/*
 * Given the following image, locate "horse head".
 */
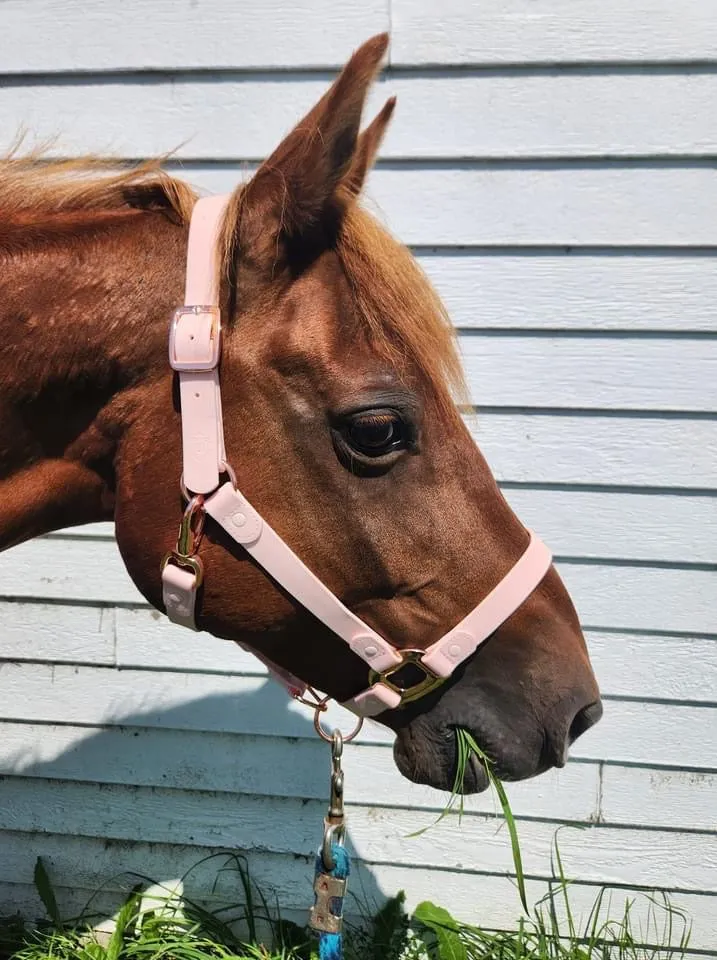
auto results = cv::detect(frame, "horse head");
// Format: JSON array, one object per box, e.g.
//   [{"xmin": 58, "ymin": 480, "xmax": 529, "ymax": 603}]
[{"xmin": 0, "ymin": 34, "xmax": 601, "ymax": 793}]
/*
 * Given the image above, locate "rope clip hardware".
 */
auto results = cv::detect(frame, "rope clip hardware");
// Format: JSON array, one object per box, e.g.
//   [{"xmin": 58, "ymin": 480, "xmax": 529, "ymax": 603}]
[{"xmin": 321, "ymin": 729, "xmax": 346, "ymax": 872}]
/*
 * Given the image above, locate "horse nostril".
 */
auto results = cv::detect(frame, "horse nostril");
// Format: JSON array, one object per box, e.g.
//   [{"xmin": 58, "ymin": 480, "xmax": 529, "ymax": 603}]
[{"xmin": 569, "ymin": 700, "xmax": 603, "ymax": 743}]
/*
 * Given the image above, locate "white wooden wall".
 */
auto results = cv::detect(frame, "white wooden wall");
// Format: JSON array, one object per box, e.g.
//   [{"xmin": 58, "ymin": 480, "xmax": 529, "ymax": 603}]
[{"xmin": 1, "ymin": 1, "xmax": 716, "ymax": 952}]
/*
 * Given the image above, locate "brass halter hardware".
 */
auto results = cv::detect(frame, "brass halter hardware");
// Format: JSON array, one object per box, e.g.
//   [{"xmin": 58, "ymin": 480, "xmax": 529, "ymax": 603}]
[
  {"xmin": 161, "ymin": 495, "xmax": 206, "ymax": 586},
  {"xmin": 369, "ymin": 648, "xmax": 446, "ymax": 705}
]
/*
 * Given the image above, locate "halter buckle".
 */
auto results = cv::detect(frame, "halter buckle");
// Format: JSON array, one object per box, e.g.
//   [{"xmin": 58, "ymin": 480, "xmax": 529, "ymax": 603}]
[
  {"xmin": 369, "ymin": 649, "xmax": 445, "ymax": 706},
  {"xmin": 160, "ymin": 552, "xmax": 204, "ymax": 587},
  {"xmin": 169, "ymin": 305, "xmax": 221, "ymax": 372}
]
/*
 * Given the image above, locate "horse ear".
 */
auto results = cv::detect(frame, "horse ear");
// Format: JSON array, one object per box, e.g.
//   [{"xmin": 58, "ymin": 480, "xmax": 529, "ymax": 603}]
[
  {"xmin": 342, "ymin": 96, "xmax": 396, "ymax": 199},
  {"xmin": 235, "ymin": 33, "xmax": 388, "ymax": 268}
]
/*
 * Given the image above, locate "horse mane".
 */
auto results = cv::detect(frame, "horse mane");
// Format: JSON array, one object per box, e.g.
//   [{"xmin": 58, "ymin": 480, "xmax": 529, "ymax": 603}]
[
  {"xmin": 0, "ymin": 152, "xmax": 196, "ymax": 223},
  {"xmin": 1, "ymin": 151, "xmax": 465, "ymax": 404}
]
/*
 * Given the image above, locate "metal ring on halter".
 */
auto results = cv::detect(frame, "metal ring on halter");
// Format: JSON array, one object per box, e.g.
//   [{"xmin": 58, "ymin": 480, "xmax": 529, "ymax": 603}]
[
  {"xmin": 313, "ymin": 698, "xmax": 363, "ymax": 743},
  {"xmin": 218, "ymin": 460, "xmax": 238, "ymax": 489},
  {"xmin": 293, "ymin": 686, "xmax": 329, "ymax": 711},
  {"xmin": 180, "ymin": 462, "xmax": 237, "ymax": 502}
]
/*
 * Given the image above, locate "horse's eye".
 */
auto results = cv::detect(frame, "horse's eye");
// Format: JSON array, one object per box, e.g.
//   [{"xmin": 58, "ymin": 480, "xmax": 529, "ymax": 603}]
[{"xmin": 345, "ymin": 411, "xmax": 406, "ymax": 458}]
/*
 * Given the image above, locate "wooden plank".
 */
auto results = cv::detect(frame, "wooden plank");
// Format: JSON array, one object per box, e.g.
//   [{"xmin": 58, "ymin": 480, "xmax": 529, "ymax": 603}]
[
  {"xmin": 0, "ymin": 538, "xmax": 140, "ymax": 604},
  {"xmin": 0, "ymin": 663, "xmax": 377, "ymax": 742},
  {"xmin": 391, "ymin": 0, "xmax": 717, "ymax": 65},
  {"xmin": 0, "ymin": 602, "xmax": 114, "ymax": 664},
  {"xmin": 0, "ymin": 665, "xmax": 714, "ymax": 768},
  {"xmin": 38, "ymin": 413, "xmax": 717, "ymax": 493},
  {"xmin": 115, "ymin": 613, "xmax": 717, "ymax": 703},
  {"xmin": 54, "ymin": 413, "xmax": 716, "ymax": 490},
  {"xmin": 114, "ymin": 607, "xmax": 265, "ymax": 674},
  {"xmin": 577, "ymin": 700, "xmax": 717, "ymax": 769},
  {"xmin": 1, "ymin": 780, "xmax": 714, "ymax": 892},
  {"xmin": 4, "ymin": 600, "xmax": 713, "ymax": 705},
  {"xmin": 1, "ymin": 535, "xmax": 713, "ymax": 633},
  {"xmin": 0, "ymin": 722, "xmax": 598, "ymax": 819},
  {"xmin": 1, "ymin": 160, "xmax": 710, "ymax": 249},
  {"xmin": 586, "ymin": 633, "xmax": 717, "ymax": 703},
  {"xmin": 473, "ymin": 412, "xmax": 717, "ymax": 487},
  {"xmin": 0, "ymin": 0, "xmax": 387, "ymax": 73},
  {"xmin": 3, "ymin": 720, "xmax": 714, "ymax": 831},
  {"xmin": 458, "ymin": 334, "xmax": 717, "ymax": 411},
  {"xmin": 384, "ymin": 73, "xmax": 717, "ymax": 160},
  {"xmin": 366, "ymin": 166, "xmax": 717, "ymax": 247},
  {"xmin": 1, "ymin": 839, "xmax": 713, "ymax": 950},
  {"xmin": 28, "ymin": 331, "xmax": 716, "ymax": 416},
  {"xmin": 185, "ymin": 165, "xmax": 717, "ymax": 247},
  {"xmin": 2, "ymin": 0, "xmax": 717, "ymax": 72},
  {"xmin": 503, "ymin": 489, "xmax": 717, "ymax": 564},
  {"xmin": 48, "ymin": 490, "xmax": 717, "ymax": 566},
  {"xmin": 601, "ymin": 766, "xmax": 717, "ymax": 832},
  {"xmin": 419, "ymin": 252, "xmax": 717, "ymax": 333},
  {"xmin": 559, "ymin": 561, "xmax": 715, "ymax": 634},
  {"xmin": 113, "ymin": 607, "xmax": 309, "ymax": 675},
  {"xmin": 0, "ymin": 537, "xmax": 713, "ymax": 634},
  {"xmin": 5, "ymin": 72, "xmax": 717, "ymax": 160}
]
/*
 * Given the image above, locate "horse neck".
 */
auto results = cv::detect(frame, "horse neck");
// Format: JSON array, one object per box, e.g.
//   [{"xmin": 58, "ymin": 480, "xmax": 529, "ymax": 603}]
[{"xmin": 0, "ymin": 209, "xmax": 186, "ymax": 548}]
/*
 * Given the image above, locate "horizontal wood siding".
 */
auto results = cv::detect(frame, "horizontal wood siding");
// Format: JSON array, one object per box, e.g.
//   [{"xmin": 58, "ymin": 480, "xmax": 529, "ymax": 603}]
[
  {"xmin": 0, "ymin": 3, "xmax": 715, "ymax": 953},
  {"xmin": 4, "ymin": 73, "xmax": 717, "ymax": 159},
  {"xmin": 2, "ymin": 1, "xmax": 716, "ymax": 70},
  {"xmin": 167, "ymin": 165, "xmax": 717, "ymax": 247},
  {"xmin": 391, "ymin": 0, "xmax": 717, "ymax": 65},
  {"xmin": 0, "ymin": 0, "xmax": 389, "ymax": 73}
]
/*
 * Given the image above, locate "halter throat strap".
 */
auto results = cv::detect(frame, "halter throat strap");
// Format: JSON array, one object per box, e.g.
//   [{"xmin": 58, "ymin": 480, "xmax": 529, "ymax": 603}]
[{"xmin": 161, "ymin": 195, "xmax": 553, "ymax": 718}]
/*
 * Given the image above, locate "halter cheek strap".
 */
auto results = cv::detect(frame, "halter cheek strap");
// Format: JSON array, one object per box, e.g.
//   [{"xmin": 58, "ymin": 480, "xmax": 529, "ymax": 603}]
[{"xmin": 161, "ymin": 195, "xmax": 553, "ymax": 718}]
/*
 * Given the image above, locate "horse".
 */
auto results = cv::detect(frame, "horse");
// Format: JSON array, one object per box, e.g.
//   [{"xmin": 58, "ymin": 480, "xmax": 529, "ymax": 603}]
[{"xmin": 0, "ymin": 34, "xmax": 601, "ymax": 794}]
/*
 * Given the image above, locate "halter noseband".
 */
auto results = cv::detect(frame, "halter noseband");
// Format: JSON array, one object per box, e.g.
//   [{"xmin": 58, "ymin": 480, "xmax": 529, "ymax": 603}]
[{"xmin": 161, "ymin": 196, "xmax": 553, "ymax": 718}]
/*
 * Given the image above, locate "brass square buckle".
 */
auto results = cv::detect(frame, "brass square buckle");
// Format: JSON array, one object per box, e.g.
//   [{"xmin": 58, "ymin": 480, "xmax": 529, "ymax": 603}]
[
  {"xmin": 169, "ymin": 305, "xmax": 221, "ymax": 372},
  {"xmin": 369, "ymin": 649, "xmax": 445, "ymax": 706}
]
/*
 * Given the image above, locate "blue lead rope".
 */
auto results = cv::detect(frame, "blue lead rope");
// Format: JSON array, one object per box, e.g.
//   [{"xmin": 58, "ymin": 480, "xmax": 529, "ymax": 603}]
[{"xmin": 311, "ymin": 842, "xmax": 350, "ymax": 960}]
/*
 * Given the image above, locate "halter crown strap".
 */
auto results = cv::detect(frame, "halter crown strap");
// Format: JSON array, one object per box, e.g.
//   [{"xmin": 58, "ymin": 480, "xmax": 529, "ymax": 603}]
[
  {"xmin": 169, "ymin": 194, "xmax": 228, "ymax": 494},
  {"xmin": 162, "ymin": 196, "xmax": 553, "ymax": 718}
]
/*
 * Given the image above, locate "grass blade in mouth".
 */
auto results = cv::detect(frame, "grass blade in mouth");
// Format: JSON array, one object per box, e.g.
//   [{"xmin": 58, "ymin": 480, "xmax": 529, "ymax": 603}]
[
  {"xmin": 406, "ymin": 729, "xmax": 528, "ymax": 914},
  {"xmin": 453, "ymin": 730, "xmax": 529, "ymax": 915}
]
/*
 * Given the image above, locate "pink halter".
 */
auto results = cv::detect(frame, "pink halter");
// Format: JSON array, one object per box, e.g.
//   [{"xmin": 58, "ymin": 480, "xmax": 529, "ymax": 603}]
[{"xmin": 161, "ymin": 196, "xmax": 553, "ymax": 718}]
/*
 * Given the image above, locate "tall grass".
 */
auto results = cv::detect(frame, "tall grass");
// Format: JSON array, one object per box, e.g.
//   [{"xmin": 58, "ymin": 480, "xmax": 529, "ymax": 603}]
[
  {"xmin": 0, "ymin": 849, "xmax": 692, "ymax": 960},
  {"xmin": 0, "ymin": 727, "xmax": 693, "ymax": 959}
]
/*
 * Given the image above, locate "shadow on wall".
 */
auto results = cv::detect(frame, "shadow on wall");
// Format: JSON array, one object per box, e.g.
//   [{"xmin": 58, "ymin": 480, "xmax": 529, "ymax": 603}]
[{"xmin": 1, "ymin": 679, "xmax": 387, "ymax": 931}]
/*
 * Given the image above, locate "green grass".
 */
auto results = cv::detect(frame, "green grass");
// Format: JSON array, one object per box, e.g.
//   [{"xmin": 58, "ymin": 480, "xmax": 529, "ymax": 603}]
[
  {"xmin": 0, "ymin": 849, "xmax": 693, "ymax": 960},
  {"xmin": 0, "ymin": 729, "xmax": 694, "ymax": 959},
  {"xmin": 453, "ymin": 728, "xmax": 529, "ymax": 913},
  {"xmin": 409, "ymin": 729, "xmax": 531, "ymax": 909}
]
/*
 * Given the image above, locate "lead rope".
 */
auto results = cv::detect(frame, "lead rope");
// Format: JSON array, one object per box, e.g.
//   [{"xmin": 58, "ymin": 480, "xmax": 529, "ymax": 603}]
[{"xmin": 308, "ymin": 708, "xmax": 363, "ymax": 959}]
